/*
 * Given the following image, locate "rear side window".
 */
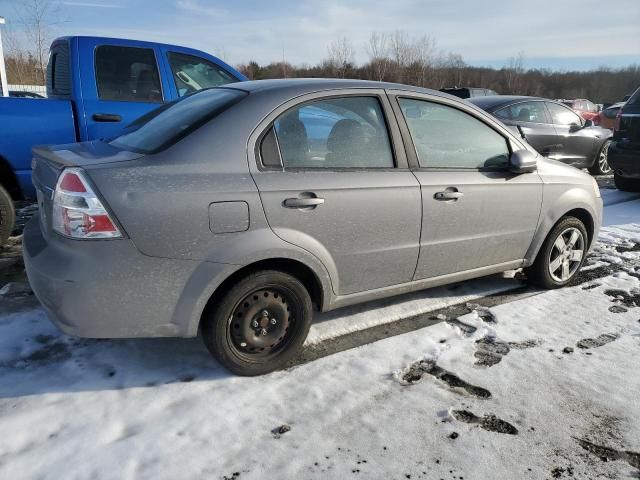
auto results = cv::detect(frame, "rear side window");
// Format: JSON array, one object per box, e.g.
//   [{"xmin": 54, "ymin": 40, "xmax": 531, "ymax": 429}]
[
  {"xmin": 46, "ymin": 40, "xmax": 71, "ymax": 98},
  {"xmin": 627, "ymin": 88, "xmax": 640, "ymax": 107},
  {"xmin": 399, "ymin": 98, "xmax": 510, "ymax": 169},
  {"xmin": 95, "ymin": 46, "xmax": 163, "ymax": 103},
  {"xmin": 495, "ymin": 101, "xmax": 549, "ymax": 124},
  {"xmin": 167, "ymin": 52, "xmax": 238, "ymax": 97},
  {"xmin": 110, "ymin": 88, "xmax": 247, "ymax": 153},
  {"xmin": 267, "ymin": 96, "xmax": 394, "ymax": 169}
]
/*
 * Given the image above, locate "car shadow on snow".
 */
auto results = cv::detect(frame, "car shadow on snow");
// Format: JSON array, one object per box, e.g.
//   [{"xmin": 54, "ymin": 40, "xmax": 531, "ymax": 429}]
[{"xmin": 0, "ymin": 308, "xmax": 233, "ymax": 399}]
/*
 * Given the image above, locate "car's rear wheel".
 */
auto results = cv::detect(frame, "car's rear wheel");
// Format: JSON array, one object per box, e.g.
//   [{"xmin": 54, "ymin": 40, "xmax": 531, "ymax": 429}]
[
  {"xmin": 0, "ymin": 185, "xmax": 15, "ymax": 246},
  {"xmin": 614, "ymin": 173, "xmax": 640, "ymax": 192},
  {"xmin": 525, "ymin": 216, "xmax": 588, "ymax": 289},
  {"xmin": 201, "ymin": 270, "xmax": 312, "ymax": 376},
  {"xmin": 588, "ymin": 140, "xmax": 612, "ymax": 175}
]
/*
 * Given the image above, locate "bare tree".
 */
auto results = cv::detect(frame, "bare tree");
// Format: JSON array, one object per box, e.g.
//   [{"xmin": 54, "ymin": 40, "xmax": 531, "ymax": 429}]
[
  {"xmin": 326, "ymin": 36, "xmax": 354, "ymax": 78},
  {"xmin": 504, "ymin": 51, "xmax": 525, "ymax": 94},
  {"xmin": 366, "ymin": 31, "xmax": 391, "ymax": 81},
  {"xmin": 14, "ymin": 0, "xmax": 60, "ymax": 85}
]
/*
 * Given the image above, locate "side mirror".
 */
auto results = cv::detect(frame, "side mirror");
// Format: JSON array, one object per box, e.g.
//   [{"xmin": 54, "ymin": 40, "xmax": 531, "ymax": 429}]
[
  {"xmin": 569, "ymin": 123, "xmax": 582, "ymax": 133},
  {"xmin": 583, "ymin": 119, "xmax": 593, "ymax": 128},
  {"xmin": 510, "ymin": 150, "xmax": 537, "ymax": 174}
]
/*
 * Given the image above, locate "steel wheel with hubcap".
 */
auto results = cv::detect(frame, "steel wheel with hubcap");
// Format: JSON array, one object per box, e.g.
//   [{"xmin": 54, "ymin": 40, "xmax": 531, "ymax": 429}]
[
  {"xmin": 202, "ymin": 270, "xmax": 312, "ymax": 376},
  {"xmin": 526, "ymin": 216, "xmax": 588, "ymax": 289},
  {"xmin": 588, "ymin": 139, "xmax": 612, "ymax": 175}
]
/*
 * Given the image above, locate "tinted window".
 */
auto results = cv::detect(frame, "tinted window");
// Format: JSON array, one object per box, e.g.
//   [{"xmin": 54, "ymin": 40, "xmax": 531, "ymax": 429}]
[
  {"xmin": 626, "ymin": 87, "xmax": 640, "ymax": 106},
  {"xmin": 273, "ymin": 97, "xmax": 394, "ymax": 169},
  {"xmin": 399, "ymin": 98, "xmax": 510, "ymax": 169},
  {"xmin": 546, "ymin": 102, "xmax": 582, "ymax": 126},
  {"xmin": 495, "ymin": 101, "xmax": 549, "ymax": 123},
  {"xmin": 110, "ymin": 88, "xmax": 247, "ymax": 153},
  {"xmin": 167, "ymin": 52, "xmax": 239, "ymax": 97},
  {"xmin": 95, "ymin": 46, "xmax": 162, "ymax": 102}
]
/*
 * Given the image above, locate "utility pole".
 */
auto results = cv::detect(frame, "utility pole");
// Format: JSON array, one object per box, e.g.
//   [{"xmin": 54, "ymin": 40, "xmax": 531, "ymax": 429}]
[{"xmin": 0, "ymin": 17, "xmax": 8, "ymax": 97}]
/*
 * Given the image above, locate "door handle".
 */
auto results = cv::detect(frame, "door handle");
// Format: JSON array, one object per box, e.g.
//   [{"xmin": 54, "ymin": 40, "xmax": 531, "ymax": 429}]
[
  {"xmin": 92, "ymin": 113, "xmax": 122, "ymax": 122},
  {"xmin": 283, "ymin": 197, "xmax": 324, "ymax": 209},
  {"xmin": 434, "ymin": 190, "xmax": 464, "ymax": 201}
]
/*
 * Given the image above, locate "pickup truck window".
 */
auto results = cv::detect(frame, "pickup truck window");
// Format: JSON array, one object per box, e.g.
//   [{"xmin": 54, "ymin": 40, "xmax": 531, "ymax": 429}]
[
  {"xmin": 168, "ymin": 52, "xmax": 239, "ymax": 97},
  {"xmin": 95, "ymin": 45, "xmax": 163, "ymax": 103},
  {"xmin": 110, "ymin": 88, "xmax": 247, "ymax": 154}
]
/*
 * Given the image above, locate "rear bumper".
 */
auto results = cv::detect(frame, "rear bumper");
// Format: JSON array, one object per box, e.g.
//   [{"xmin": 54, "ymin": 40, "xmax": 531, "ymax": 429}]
[
  {"xmin": 608, "ymin": 141, "xmax": 640, "ymax": 178},
  {"xmin": 22, "ymin": 215, "xmax": 205, "ymax": 338}
]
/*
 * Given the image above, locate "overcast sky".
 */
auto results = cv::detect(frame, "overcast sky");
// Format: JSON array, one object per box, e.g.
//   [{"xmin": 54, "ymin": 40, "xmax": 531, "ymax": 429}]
[{"xmin": 1, "ymin": 0, "xmax": 639, "ymax": 70}]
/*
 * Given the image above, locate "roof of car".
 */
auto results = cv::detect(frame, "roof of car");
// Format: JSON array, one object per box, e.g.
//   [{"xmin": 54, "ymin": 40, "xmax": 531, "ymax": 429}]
[
  {"xmin": 227, "ymin": 78, "xmax": 446, "ymax": 96},
  {"xmin": 467, "ymin": 95, "xmax": 548, "ymax": 110}
]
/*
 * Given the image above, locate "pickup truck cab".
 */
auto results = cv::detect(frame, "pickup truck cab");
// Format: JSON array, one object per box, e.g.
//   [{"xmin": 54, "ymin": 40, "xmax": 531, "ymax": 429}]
[{"xmin": 0, "ymin": 35, "xmax": 246, "ymax": 243}]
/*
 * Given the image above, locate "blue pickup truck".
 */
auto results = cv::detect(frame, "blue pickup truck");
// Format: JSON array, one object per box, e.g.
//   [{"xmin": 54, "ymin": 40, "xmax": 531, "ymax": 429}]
[{"xmin": 0, "ymin": 35, "xmax": 246, "ymax": 243}]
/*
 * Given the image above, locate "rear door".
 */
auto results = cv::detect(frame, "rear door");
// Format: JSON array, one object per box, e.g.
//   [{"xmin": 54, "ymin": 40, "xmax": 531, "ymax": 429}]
[
  {"xmin": 545, "ymin": 101, "xmax": 596, "ymax": 166},
  {"xmin": 493, "ymin": 100, "xmax": 558, "ymax": 157},
  {"xmin": 250, "ymin": 91, "xmax": 422, "ymax": 296},
  {"xmin": 78, "ymin": 38, "xmax": 170, "ymax": 140},
  {"xmin": 391, "ymin": 93, "xmax": 543, "ymax": 279}
]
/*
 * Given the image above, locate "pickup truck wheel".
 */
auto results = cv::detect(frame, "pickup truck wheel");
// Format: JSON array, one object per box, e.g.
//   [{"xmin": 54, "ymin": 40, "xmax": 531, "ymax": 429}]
[
  {"xmin": 0, "ymin": 185, "xmax": 15, "ymax": 246},
  {"xmin": 588, "ymin": 140, "xmax": 612, "ymax": 175},
  {"xmin": 201, "ymin": 270, "xmax": 312, "ymax": 376},
  {"xmin": 525, "ymin": 216, "xmax": 588, "ymax": 289},
  {"xmin": 614, "ymin": 173, "xmax": 640, "ymax": 192}
]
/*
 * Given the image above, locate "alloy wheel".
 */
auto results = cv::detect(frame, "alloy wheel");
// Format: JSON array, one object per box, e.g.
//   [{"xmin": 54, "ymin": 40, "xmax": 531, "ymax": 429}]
[
  {"xmin": 548, "ymin": 227, "xmax": 585, "ymax": 282},
  {"xmin": 598, "ymin": 140, "xmax": 612, "ymax": 174}
]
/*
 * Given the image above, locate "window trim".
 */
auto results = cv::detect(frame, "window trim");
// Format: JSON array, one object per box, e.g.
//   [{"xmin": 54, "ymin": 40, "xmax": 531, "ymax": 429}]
[
  {"xmin": 390, "ymin": 93, "xmax": 515, "ymax": 172},
  {"xmin": 253, "ymin": 90, "xmax": 407, "ymax": 172},
  {"xmin": 494, "ymin": 100, "xmax": 552, "ymax": 126},
  {"xmin": 94, "ymin": 44, "xmax": 165, "ymax": 104}
]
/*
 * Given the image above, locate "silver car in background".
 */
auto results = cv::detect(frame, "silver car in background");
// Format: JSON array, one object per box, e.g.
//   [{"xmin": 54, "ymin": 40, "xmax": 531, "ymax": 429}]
[{"xmin": 24, "ymin": 79, "xmax": 603, "ymax": 375}]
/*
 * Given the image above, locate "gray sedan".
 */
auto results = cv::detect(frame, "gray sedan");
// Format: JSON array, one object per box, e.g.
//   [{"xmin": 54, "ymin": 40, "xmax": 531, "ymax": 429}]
[{"xmin": 24, "ymin": 79, "xmax": 603, "ymax": 375}]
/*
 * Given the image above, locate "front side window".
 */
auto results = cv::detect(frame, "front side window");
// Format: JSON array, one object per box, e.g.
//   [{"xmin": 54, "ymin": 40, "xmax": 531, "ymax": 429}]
[
  {"xmin": 95, "ymin": 45, "xmax": 162, "ymax": 102},
  {"xmin": 546, "ymin": 102, "xmax": 582, "ymax": 126},
  {"xmin": 495, "ymin": 101, "xmax": 549, "ymax": 124},
  {"xmin": 110, "ymin": 88, "xmax": 247, "ymax": 153},
  {"xmin": 167, "ymin": 52, "xmax": 239, "ymax": 97},
  {"xmin": 269, "ymin": 96, "xmax": 394, "ymax": 169},
  {"xmin": 399, "ymin": 98, "xmax": 510, "ymax": 169}
]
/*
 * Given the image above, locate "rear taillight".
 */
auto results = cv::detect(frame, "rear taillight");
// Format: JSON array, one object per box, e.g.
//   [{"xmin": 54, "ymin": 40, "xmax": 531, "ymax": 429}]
[
  {"xmin": 52, "ymin": 168, "xmax": 122, "ymax": 239},
  {"xmin": 614, "ymin": 109, "xmax": 622, "ymax": 132}
]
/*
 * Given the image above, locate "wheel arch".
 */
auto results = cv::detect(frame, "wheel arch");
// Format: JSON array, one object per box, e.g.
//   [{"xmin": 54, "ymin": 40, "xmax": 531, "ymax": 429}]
[{"xmin": 0, "ymin": 155, "xmax": 23, "ymax": 200}]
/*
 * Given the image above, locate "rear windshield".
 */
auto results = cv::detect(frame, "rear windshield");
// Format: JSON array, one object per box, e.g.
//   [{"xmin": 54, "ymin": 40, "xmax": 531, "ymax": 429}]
[{"xmin": 110, "ymin": 88, "xmax": 248, "ymax": 153}]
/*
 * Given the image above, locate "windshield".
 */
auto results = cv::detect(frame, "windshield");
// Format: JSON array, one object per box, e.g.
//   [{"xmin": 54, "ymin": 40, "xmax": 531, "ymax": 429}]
[{"xmin": 110, "ymin": 88, "xmax": 248, "ymax": 154}]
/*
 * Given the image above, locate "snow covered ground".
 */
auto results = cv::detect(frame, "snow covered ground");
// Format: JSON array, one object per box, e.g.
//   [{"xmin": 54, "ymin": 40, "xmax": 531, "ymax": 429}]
[{"xmin": 0, "ymin": 189, "xmax": 639, "ymax": 480}]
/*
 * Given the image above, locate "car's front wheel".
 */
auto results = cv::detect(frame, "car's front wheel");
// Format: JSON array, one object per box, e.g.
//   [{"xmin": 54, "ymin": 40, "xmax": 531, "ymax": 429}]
[
  {"xmin": 0, "ymin": 185, "xmax": 15, "ymax": 246},
  {"xmin": 588, "ymin": 139, "xmax": 612, "ymax": 175},
  {"xmin": 525, "ymin": 216, "xmax": 588, "ymax": 289},
  {"xmin": 614, "ymin": 173, "xmax": 640, "ymax": 192},
  {"xmin": 201, "ymin": 270, "xmax": 313, "ymax": 376}
]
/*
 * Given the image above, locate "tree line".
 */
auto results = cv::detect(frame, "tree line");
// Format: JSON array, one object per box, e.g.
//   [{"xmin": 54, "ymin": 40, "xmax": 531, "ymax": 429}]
[{"xmin": 237, "ymin": 33, "xmax": 640, "ymax": 105}]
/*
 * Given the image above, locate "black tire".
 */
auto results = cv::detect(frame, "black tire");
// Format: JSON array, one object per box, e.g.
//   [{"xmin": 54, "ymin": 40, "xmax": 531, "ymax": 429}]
[
  {"xmin": 201, "ymin": 270, "xmax": 312, "ymax": 376},
  {"xmin": 588, "ymin": 139, "xmax": 612, "ymax": 175},
  {"xmin": 0, "ymin": 185, "xmax": 15, "ymax": 246},
  {"xmin": 525, "ymin": 216, "xmax": 588, "ymax": 289},
  {"xmin": 614, "ymin": 173, "xmax": 640, "ymax": 192}
]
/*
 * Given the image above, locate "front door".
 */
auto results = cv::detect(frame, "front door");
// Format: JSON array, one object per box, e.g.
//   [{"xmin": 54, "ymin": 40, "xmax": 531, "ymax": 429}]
[
  {"xmin": 545, "ymin": 101, "xmax": 596, "ymax": 167},
  {"xmin": 493, "ymin": 100, "xmax": 559, "ymax": 157},
  {"xmin": 251, "ymin": 93, "xmax": 422, "ymax": 295},
  {"xmin": 393, "ymin": 94, "xmax": 543, "ymax": 279}
]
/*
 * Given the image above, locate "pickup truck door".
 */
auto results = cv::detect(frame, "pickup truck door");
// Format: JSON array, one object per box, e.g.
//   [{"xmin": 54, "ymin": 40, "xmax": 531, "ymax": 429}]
[
  {"xmin": 77, "ymin": 38, "xmax": 172, "ymax": 141},
  {"xmin": 157, "ymin": 46, "xmax": 243, "ymax": 99}
]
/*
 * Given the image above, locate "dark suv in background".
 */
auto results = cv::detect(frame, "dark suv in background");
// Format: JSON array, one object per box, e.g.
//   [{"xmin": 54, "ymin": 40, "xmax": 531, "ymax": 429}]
[
  {"xmin": 440, "ymin": 87, "xmax": 497, "ymax": 99},
  {"xmin": 608, "ymin": 87, "xmax": 640, "ymax": 191}
]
